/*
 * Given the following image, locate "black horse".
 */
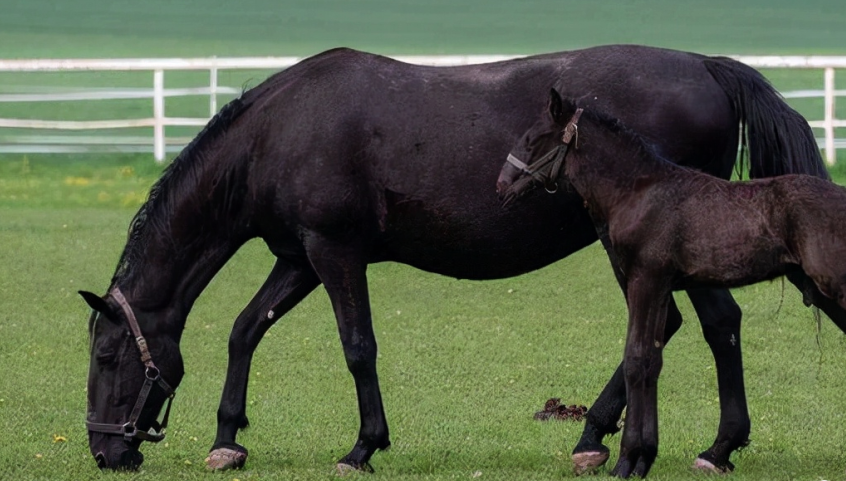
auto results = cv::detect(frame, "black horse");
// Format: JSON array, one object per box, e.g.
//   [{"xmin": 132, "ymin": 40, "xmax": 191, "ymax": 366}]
[
  {"xmin": 79, "ymin": 45, "xmax": 826, "ymax": 472},
  {"xmin": 499, "ymin": 89, "xmax": 846, "ymax": 477}
]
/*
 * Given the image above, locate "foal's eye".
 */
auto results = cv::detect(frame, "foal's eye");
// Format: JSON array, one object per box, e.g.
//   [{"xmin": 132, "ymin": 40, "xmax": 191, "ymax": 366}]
[{"xmin": 96, "ymin": 351, "xmax": 117, "ymax": 365}]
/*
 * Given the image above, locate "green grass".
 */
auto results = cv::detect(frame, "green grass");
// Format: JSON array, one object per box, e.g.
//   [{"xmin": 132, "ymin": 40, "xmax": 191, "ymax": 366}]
[{"xmin": 2, "ymin": 156, "xmax": 846, "ymax": 481}]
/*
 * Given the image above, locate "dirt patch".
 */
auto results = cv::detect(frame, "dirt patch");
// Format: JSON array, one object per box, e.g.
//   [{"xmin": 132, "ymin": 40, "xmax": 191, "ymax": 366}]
[{"xmin": 533, "ymin": 398, "xmax": 587, "ymax": 421}]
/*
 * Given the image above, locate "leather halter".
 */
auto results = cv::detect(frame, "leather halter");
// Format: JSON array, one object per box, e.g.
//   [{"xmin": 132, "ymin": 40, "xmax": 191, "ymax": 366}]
[
  {"xmin": 506, "ymin": 108, "xmax": 583, "ymax": 194},
  {"xmin": 85, "ymin": 287, "xmax": 176, "ymax": 443}
]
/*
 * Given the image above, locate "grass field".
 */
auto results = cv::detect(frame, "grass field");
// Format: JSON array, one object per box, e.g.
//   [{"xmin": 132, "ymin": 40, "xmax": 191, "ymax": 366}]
[
  {"xmin": 2, "ymin": 2, "xmax": 846, "ymax": 480},
  {"xmin": 2, "ymin": 157, "xmax": 846, "ymax": 481}
]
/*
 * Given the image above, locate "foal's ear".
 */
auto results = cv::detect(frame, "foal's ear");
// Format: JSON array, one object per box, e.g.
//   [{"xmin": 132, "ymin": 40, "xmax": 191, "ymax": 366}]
[
  {"xmin": 79, "ymin": 290, "xmax": 118, "ymax": 320},
  {"xmin": 548, "ymin": 88, "xmax": 565, "ymax": 123}
]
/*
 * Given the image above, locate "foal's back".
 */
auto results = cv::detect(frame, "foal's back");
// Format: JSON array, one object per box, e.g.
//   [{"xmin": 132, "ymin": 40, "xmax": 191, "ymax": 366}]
[{"xmin": 618, "ymin": 171, "xmax": 846, "ymax": 291}]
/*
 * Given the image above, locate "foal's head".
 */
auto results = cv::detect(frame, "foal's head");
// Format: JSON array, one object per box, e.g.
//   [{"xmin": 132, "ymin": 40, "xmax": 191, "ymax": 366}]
[{"xmin": 497, "ymin": 88, "xmax": 582, "ymax": 204}]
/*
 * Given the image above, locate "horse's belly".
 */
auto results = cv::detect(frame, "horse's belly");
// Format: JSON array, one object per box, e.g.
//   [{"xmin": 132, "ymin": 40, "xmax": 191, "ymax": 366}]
[{"xmin": 378, "ymin": 193, "xmax": 597, "ymax": 280}]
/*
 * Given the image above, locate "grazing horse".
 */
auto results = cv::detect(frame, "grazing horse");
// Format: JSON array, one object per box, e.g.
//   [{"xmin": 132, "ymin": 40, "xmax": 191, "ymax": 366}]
[
  {"xmin": 79, "ymin": 45, "xmax": 827, "ymax": 472},
  {"xmin": 500, "ymin": 89, "xmax": 846, "ymax": 477}
]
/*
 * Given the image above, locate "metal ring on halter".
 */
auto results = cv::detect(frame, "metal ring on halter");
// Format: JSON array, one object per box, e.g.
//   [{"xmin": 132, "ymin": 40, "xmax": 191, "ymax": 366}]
[
  {"xmin": 544, "ymin": 181, "xmax": 559, "ymax": 194},
  {"xmin": 122, "ymin": 422, "xmax": 138, "ymax": 441},
  {"xmin": 145, "ymin": 366, "xmax": 160, "ymax": 381}
]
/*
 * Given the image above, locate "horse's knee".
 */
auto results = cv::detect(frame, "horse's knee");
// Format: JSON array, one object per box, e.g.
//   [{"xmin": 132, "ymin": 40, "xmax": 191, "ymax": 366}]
[
  {"xmin": 343, "ymin": 343, "xmax": 378, "ymax": 376},
  {"xmin": 623, "ymin": 354, "xmax": 663, "ymax": 386}
]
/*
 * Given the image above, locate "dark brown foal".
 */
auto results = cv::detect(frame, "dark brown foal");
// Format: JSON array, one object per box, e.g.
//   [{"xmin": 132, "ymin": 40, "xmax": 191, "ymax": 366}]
[{"xmin": 501, "ymin": 89, "xmax": 846, "ymax": 477}]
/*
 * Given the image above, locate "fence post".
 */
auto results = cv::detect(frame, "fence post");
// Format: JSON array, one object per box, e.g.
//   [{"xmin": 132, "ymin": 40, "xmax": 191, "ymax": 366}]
[
  {"xmin": 209, "ymin": 65, "xmax": 218, "ymax": 117},
  {"xmin": 153, "ymin": 69, "xmax": 165, "ymax": 162},
  {"xmin": 823, "ymin": 67, "xmax": 836, "ymax": 165}
]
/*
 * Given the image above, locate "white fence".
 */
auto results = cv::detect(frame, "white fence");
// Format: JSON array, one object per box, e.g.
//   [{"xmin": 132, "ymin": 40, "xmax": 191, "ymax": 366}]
[{"xmin": 0, "ymin": 55, "xmax": 843, "ymax": 164}]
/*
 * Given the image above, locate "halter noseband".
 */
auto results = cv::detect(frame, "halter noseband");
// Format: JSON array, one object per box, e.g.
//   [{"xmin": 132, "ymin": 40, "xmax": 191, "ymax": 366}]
[
  {"xmin": 86, "ymin": 287, "xmax": 176, "ymax": 443},
  {"xmin": 506, "ymin": 108, "xmax": 583, "ymax": 195}
]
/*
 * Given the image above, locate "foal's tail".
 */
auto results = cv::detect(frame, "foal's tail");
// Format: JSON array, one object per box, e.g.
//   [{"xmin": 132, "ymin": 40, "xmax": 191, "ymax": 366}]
[{"xmin": 704, "ymin": 57, "xmax": 829, "ymax": 180}]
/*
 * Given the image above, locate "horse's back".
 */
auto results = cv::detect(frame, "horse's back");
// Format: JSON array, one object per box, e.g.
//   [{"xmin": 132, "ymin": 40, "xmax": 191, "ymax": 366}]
[{"xmin": 239, "ymin": 46, "xmax": 744, "ymax": 279}]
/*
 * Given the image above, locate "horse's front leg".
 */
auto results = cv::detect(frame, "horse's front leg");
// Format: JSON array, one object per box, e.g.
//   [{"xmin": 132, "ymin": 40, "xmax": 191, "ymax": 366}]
[
  {"xmin": 611, "ymin": 274, "xmax": 671, "ymax": 478},
  {"xmin": 304, "ymin": 233, "xmax": 390, "ymax": 473},
  {"xmin": 206, "ymin": 259, "xmax": 320, "ymax": 470}
]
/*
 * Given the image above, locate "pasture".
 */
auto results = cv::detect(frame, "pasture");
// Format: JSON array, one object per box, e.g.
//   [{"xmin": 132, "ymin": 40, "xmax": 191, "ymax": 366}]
[
  {"xmin": 1, "ymin": 1, "xmax": 846, "ymax": 480},
  {"xmin": 2, "ymin": 159, "xmax": 846, "ymax": 481}
]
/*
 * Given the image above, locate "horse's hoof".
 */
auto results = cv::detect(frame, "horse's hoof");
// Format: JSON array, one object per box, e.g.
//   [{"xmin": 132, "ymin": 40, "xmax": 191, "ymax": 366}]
[
  {"xmin": 692, "ymin": 457, "xmax": 731, "ymax": 474},
  {"xmin": 335, "ymin": 462, "xmax": 373, "ymax": 476},
  {"xmin": 572, "ymin": 450, "xmax": 609, "ymax": 475},
  {"xmin": 205, "ymin": 447, "xmax": 247, "ymax": 471}
]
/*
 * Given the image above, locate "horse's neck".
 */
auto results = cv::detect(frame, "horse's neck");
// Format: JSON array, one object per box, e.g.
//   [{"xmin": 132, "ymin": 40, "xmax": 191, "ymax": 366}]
[{"xmin": 115, "ymin": 152, "xmax": 253, "ymax": 316}]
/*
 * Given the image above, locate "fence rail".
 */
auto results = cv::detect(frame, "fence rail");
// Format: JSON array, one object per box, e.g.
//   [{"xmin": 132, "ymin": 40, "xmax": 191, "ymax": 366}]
[{"xmin": 0, "ymin": 55, "xmax": 842, "ymax": 163}]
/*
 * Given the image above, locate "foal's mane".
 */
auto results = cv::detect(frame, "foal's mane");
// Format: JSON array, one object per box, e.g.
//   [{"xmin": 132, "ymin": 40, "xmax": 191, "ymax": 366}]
[
  {"xmin": 111, "ymin": 93, "xmax": 255, "ymax": 285},
  {"xmin": 563, "ymin": 97, "xmax": 663, "ymax": 166}
]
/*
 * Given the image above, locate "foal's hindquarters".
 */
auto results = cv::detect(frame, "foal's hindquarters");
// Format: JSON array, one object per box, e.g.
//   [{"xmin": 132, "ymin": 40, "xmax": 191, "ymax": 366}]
[
  {"xmin": 609, "ymin": 174, "xmax": 846, "ymax": 476},
  {"xmin": 785, "ymin": 178, "xmax": 846, "ymax": 311}
]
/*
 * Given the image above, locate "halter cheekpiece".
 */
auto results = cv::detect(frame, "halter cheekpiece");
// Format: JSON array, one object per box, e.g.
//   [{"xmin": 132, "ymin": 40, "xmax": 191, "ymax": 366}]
[
  {"xmin": 506, "ymin": 108, "xmax": 583, "ymax": 194},
  {"xmin": 85, "ymin": 287, "xmax": 176, "ymax": 443}
]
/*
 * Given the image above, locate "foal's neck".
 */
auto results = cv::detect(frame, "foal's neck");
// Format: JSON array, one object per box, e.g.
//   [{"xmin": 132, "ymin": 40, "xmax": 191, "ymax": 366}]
[{"xmin": 565, "ymin": 129, "xmax": 671, "ymax": 220}]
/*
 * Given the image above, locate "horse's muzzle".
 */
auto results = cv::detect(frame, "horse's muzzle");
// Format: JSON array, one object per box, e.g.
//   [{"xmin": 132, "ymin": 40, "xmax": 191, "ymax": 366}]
[{"xmin": 93, "ymin": 446, "xmax": 144, "ymax": 471}]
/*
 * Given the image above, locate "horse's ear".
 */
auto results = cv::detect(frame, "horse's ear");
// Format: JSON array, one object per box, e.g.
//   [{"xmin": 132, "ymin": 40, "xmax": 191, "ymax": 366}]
[
  {"xmin": 79, "ymin": 290, "xmax": 117, "ymax": 320},
  {"xmin": 548, "ymin": 88, "xmax": 565, "ymax": 123}
]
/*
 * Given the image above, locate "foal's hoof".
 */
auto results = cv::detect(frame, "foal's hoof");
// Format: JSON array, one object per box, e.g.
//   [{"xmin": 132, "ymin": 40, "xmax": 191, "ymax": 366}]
[
  {"xmin": 336, "ymin": 462, "xmax": 374, "ymax": 476},
  {"xmin": 572, "ymin": 450, "xmax": 610, "ymax": 475},
  {"xmin": 205, "ymin": 447, "xmax": 248, "ymax": 471},
  {"xmin": 692, "ymin": 457, "xmax": 732, "ymax": 474}
]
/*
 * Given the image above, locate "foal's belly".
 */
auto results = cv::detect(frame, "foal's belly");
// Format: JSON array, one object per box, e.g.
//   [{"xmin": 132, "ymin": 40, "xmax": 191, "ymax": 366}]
[{"xmin": 677, "ymin": 240, "xmax": 791, "ymax": 289}]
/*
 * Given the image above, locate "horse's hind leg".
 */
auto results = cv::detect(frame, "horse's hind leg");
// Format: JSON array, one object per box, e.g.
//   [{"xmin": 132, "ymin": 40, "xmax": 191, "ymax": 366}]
[
  {"xmin": 206, "ymin": 258, "xmax": 320, "ymax": 471},
  {"xmin": 303, "ymin": 233, "xmax": 390, "ymax": 473},
  {"xmin": 687, "ymin": 288, "xmax": 750, "ymax": 474}
]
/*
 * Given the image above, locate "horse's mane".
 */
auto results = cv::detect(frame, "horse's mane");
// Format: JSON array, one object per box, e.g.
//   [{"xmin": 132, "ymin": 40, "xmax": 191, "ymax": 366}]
[{"xmin": 110, "ymin": 93, "xmax": 254, "ymax": 285}]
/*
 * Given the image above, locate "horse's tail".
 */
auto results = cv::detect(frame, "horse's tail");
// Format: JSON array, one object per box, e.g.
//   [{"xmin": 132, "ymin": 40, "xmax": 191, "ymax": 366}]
[{"xmin": 704, "ymin": 57, "xmax": 829, "ymax": 180}]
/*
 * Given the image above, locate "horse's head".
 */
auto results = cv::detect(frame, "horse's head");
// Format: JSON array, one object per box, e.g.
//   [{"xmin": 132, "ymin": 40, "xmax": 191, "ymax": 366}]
[
  {"xmin": 80, "ymin": 288, "xmax": 184, "ymax": 470},
  {"xmin": 497, "ymin": 88, "xmax": 582, "ymax": 206}
]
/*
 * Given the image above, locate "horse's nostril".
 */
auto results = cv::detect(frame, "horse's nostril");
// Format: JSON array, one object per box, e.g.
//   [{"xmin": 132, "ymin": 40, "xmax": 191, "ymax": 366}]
[
  {"xmin": 120, "ymin": 449, "xmax": 144, "ymax": 470},
  {"xmin": 94, "ymin": 452, "xmax": 107, "ymax": 469}
]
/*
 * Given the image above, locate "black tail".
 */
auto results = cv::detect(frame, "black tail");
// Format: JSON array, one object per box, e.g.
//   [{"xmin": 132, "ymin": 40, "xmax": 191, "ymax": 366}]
[{"xmin": 704, "ymin": 57, "xmax": 829, "ymax": 180}]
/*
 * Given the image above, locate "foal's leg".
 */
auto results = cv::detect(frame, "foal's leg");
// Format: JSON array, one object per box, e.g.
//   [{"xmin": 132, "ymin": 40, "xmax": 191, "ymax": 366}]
[
  {"xmin": 206, "ymin": 259, "xmax": 320, "ymax": 470},
  {"xmin": 612, "ymin": 275, "xmax": 672, "ymax": 479},
  {"xmin": 304, "ymin": 233, "xmax": 390, "ymax": 473},
  {"xmin": 572, "ymin": 226, "xmax": 683, "ymax": 474},
  {"xmin": 687, "ymin": 288, "xmax": 750, "ymax": 473},
  {"xmin": 572, "ymin": 302, "xmax": 685, "ymax": 474}
]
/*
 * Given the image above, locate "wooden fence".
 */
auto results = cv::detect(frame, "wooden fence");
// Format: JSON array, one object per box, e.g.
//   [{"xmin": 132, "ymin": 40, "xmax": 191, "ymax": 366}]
[{"xmin": 0, "ymin": 55, "xmax": 842, "ymax": 163}]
